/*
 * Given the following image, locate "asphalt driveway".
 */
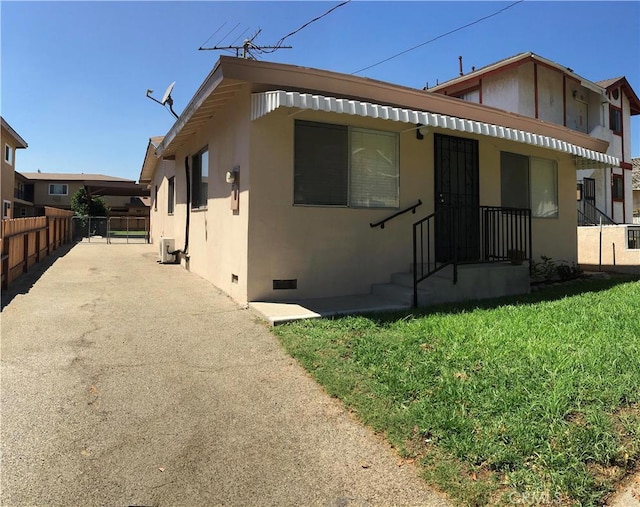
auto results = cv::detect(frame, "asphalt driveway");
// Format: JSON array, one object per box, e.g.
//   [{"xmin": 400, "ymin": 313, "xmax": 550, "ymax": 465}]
[{"xmin": 1, "ymin": 242, "xmax": 449, "ymax": 507}]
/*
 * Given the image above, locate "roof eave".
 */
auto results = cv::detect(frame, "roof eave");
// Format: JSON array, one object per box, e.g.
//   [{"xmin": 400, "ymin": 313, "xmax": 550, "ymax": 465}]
[
  {"xmin": 1, "ymin": 117, "xmax": 28, "ymax": 148},
  {"xmin": 601, "ymin": 77, "xmax": 640, "ymax": 116},
  {"xmin": 430, "ymin": 52, "xmax": 604, "ymax": 95},
  {"xmin": 156, "ymin": 55, "xmax": 610, "ymax": 160},
  {"xmin": 139, "ymin": 137, "xmax": 162, "ymax": 184}
]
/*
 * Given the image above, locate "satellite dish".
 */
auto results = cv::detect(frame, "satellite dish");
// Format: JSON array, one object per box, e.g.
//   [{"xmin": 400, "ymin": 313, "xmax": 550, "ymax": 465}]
[{"xmin": 161, "ymin": 82, "xmax": 176, "ymax": 105}]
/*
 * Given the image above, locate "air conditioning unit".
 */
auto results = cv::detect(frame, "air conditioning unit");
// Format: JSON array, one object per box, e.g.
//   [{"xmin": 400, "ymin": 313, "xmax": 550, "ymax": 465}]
[{"xmin": 159, "ymin": 237, "xmax": 176, "ymax": 264}]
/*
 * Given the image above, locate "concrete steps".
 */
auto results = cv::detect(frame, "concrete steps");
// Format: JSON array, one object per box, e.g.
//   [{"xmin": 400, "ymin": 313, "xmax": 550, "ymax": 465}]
[{"xmin": 372, "ymin": 262, "xmax": 531, "ymax": 308}]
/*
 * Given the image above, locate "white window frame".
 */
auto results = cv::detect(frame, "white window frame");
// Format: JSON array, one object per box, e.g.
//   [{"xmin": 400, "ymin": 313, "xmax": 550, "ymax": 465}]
[
  {"xmin": 48, "ymin": 184, "xmax": 69, "ymax": 196},
  {"xmin": 4, "ymin": 144, "xmax": 13, "ymax": 166},
  {"xmin": 3, "ymin": 200, "xmax": 11, "ymax": 219}
]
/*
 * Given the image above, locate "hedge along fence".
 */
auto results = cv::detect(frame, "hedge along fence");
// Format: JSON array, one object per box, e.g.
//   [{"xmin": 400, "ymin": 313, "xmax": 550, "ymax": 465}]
[{"xmin": 1, "ymin": 207, "xmax": 74, "ymax": 289}]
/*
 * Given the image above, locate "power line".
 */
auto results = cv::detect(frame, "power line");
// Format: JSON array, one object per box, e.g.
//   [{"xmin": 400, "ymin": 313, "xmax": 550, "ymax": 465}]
[
  {"xmin": 259, "ymin": 0, "xmax": 351, "ymax": 54},
  {"xmin": 352, "ymin": 0, "xmax": 524, "ymax": 75}
]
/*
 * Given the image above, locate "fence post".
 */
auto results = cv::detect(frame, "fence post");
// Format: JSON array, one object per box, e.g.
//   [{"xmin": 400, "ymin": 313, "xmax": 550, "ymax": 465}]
[{"xmin": 23, "ymin": 232, "xmax": 29, "ymax": 273}]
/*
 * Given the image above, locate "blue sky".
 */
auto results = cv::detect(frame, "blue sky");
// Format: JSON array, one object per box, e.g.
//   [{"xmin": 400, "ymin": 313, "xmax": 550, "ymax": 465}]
[{"xmin": 2, "ymin": 1, "xmax": 639, "ymax": 181}]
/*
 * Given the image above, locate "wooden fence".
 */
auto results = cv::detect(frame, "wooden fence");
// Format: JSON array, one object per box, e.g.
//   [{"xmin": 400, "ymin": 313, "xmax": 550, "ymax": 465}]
[{"xmin": 1, "ymin": 207, "xmax": 74, "ymax": 289}]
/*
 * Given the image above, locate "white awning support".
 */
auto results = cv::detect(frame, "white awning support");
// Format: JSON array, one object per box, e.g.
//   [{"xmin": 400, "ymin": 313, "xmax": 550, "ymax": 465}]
[{"xmin": 251, "ymin": 90, "xmax": 619, "ymax": 168}]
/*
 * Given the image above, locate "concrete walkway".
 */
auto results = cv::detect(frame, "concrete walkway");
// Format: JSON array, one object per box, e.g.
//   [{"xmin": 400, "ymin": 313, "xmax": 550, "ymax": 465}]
[{"xmin": 1, "ymin": 243, "xmax": 449, "ymax": 507}]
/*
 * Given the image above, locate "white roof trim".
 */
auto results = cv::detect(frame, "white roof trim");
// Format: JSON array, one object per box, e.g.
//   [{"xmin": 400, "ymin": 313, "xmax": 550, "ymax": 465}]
[{"xmin": 251, "ymin": 90, "xmax": 619, "ymax": 168}]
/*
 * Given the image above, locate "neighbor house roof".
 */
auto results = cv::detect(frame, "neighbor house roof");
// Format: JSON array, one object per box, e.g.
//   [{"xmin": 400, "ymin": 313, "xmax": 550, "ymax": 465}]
[
  {"xmin": 139, "ymin": 137, "xmax": 165, "ymax": 185},
  {"xmin": 596, "ymin": 77, "xmax": 640, "ymax": 115},
  {"xmin": 429, "ymin": 52, "xmax": 605, "ymax": 95},
  {"xmin": 633, "ymin": 158, "xmax": 640, "ymax": 191},
  {"xmin": 151, "ymin": 56, "xmax": 614, "ymax": 172},
  {"xmin": 1, "ymin": 117, "xmax": 28, "ymax": 149},
  {"xmin": 20, "ymin": 172, "xmax": 134, "ymax": 182}
]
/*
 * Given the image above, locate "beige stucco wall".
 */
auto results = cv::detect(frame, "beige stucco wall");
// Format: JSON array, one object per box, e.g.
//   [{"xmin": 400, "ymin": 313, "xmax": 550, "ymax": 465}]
[
  {"xmin": 148, "ymin": 85, "xmax": 581, "ymax": 305},
  {"xmin": 150, "ymin": 88, "xmax": 251, "ymax": 303},
  {"xmin": 578, "ymin": 225, "xmax": 640, "ymax": 270},
  {"xmin": 246, "ymin": 106, "xmax": 579, "ymax": 302}
]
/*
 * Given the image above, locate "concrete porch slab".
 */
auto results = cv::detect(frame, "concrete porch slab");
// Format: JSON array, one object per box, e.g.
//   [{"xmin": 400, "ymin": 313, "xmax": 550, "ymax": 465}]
[{"xmin": 250, "ymin": 293, "xmax": 410, "ymax": 326}]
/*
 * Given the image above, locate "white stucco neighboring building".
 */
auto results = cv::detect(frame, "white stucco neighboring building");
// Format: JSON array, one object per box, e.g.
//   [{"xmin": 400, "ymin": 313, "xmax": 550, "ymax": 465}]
[{"xmin": 429, "ymin": 52, "xmax": 640, "ymax": 225}]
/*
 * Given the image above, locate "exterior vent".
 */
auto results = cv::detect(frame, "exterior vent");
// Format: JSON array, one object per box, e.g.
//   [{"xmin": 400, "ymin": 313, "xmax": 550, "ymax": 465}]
[
  {"xmin": 273, "ymin": 279, "xmax": 297, "ymax": 290},
  {"xmin": 159, "ymin": 237, "xmax": 176, "ymax": 264}
]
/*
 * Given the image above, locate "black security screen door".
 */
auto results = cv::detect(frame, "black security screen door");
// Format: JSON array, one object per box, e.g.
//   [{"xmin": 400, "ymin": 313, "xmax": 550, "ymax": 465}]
[{"xmin": 434, "ymin": 134, "xmax": 480, "ymax": 262}]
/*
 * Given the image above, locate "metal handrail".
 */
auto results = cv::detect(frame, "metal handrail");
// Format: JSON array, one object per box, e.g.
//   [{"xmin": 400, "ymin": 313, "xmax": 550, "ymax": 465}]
[
  {"xmin": 412, "ymin": 206, "xmax": 455, "ymax": 307},
  {"xmin": 578, "ymin": 200, "xmax": 616, "ymax": 226},
  {"xmin": 370, "ymin": 199, "xmax": 422, "ymax": 229},
  {"xmin": 412, "ymin": 205, "xmax": 532, "ymax": 308}
]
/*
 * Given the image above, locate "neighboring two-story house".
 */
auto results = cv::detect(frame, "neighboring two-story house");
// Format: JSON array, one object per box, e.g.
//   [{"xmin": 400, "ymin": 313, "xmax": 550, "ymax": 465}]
[
  {"xmin": 1, "ymin": 117, "xmax": 29, "ymax": 219},
  {"xmin": 428, "ymin": 52, "xmax": 640, "ymax": 225},
  {"xmin": 19, "ymin": 172, "xmax": 149, "ymax": 217}
]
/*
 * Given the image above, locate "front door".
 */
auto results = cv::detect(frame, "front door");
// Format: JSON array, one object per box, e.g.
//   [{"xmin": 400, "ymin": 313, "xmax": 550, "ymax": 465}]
[{"xmin": 434, "ymin": 134, "xmax": 480, "ymax": 262}]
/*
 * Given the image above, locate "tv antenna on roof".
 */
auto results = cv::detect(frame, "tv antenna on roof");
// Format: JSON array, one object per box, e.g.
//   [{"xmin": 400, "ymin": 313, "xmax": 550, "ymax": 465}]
[
  {"xmin": 199, "ymin": 28, "xmax": 291, "ymax": 59},
  {"xmin": 146, "ymin": 81, "xmax": 179, "ymax": 119}
]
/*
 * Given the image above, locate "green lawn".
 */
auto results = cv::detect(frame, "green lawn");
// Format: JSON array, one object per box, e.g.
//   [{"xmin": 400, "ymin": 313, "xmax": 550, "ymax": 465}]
[
  {"xmin": 274, "ymin": 277, "xmax": 640, "ymax": 506},
  {"xmin": 108, "ymin": 230, "xmax": 148, "ymax": 237}
]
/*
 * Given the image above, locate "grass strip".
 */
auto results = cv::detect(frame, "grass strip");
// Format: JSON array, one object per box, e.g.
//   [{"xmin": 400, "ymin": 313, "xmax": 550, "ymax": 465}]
[{"xmin": 274, "ymin": 277, "xmax": 640, "ymax": 506}]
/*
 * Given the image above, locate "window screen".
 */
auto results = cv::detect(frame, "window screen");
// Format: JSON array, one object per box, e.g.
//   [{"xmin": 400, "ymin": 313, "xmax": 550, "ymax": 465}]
[
  {"xmin": 500, "ymin": 152, "xmax": 529, "ymax": 209},
  {"xmin": 294, "ymin": 120, "xmax": 348, "ymax": 206}
]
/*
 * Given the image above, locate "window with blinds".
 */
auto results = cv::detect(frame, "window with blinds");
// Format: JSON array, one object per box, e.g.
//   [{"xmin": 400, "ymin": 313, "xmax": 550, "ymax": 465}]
[
  {"xmin": 500, "ymin": 152, "xmax": 558, "ymax": 218},
  {"xmin": 294, "ymin": 120, "xmax": 399, "ymax": 208}
]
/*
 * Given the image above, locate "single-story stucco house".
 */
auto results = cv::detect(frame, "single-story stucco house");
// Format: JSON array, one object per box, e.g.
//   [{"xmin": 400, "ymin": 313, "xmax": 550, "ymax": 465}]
[{"xmin": 139, "ymin": 56, "xmax": 618, "ymax": 308}]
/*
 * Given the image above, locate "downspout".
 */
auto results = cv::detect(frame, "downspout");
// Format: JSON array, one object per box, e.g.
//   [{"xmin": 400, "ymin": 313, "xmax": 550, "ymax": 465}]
[{"xmin": 168, "ymin": 156, "xmax": 190, "ymax": 259}]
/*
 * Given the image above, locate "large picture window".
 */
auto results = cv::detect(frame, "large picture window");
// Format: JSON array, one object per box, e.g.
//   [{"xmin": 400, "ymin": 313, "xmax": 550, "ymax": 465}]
[
  {"xmin": 294, "ymin": 120, "xmax": 399, "ymax": 208},
  {"xmin": 192, "ymin": 147, "xmax": 209, "ymax": 209},
  {"xmin": 500, "ymin": 152, "xmax": 558, "ymax": 218}
]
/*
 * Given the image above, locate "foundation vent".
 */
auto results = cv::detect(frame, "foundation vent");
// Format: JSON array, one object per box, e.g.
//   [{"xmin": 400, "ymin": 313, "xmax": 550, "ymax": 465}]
[{"xmin": 273, "ymin": 279, "xmax": 297, "ymax": 290}]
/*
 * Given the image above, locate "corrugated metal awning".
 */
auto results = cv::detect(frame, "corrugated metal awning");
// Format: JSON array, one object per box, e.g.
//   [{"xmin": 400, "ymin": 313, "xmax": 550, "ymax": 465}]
[{"xmin": 251, "ymin": 90, "xmax": 619, "ymax": 168}]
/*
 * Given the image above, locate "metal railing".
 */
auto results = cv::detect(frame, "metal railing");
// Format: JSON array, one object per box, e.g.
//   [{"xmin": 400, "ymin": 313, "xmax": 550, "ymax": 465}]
[
  {"xmin": 370, "ymin": 200, "xmax": 422, "ymax": 229},
  {"xmin": 578, "ymin": 200, "xmax": 616, "ymax": 226},
  {"xmin": 72, "ymin": 216, "xmax": 150, "ymax": 243},
  {"xmin": 413, "ymin": 205, "xmax": 531, "ymax": 307}
]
